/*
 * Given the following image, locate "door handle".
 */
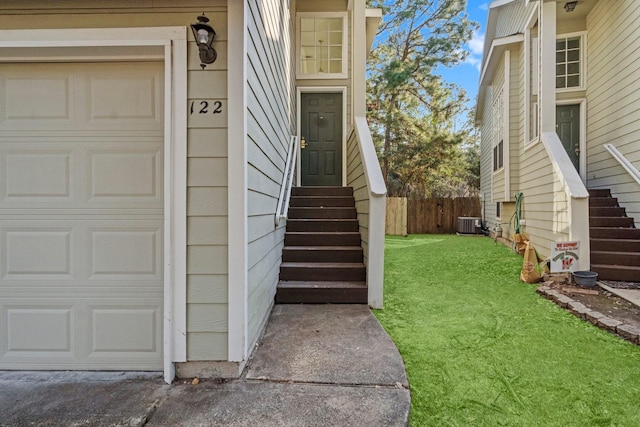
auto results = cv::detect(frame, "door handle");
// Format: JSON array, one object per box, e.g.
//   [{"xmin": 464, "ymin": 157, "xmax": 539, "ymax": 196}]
[{"xmin": 300, "ymin": 137, "xmax": 307, "ymax": 149}]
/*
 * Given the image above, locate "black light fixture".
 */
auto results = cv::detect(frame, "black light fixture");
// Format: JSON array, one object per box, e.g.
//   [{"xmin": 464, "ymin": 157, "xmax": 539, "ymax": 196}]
[
  {"xmin": 564, "ymin": 1, "xmax": 577, "ymax": 12},
  {"xmin": 191, "ymin": 13, "xmax": 217, "ymax": 69}
]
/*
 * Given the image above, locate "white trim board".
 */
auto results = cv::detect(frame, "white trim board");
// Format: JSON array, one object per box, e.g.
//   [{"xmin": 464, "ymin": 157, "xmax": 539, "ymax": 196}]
[
  {"xmin": 0, "ymin": 27, "xmax": 188, "ymax": 385},
  {"xmin": 227, "ymin": 0, "xmax": 249, "ymax": 364}
]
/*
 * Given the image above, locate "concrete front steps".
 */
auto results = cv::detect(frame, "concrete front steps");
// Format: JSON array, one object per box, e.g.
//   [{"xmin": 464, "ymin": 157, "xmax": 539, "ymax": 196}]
[
  {"xmin": 276, "ymin": 186, "xmax": 367, "ymax": 304},
  {"xmin": 589, "ymin": 188, "xmax": 640, "ymax": 282}
]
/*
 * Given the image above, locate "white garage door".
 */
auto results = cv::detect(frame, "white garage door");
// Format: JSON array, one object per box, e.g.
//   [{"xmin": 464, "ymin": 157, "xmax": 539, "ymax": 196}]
[{"xmin": 0, "ymin": 62, "xmax": 164, "ymax": 370}]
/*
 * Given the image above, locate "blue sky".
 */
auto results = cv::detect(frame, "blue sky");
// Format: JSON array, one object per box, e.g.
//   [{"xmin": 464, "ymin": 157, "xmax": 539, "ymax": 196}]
[{"xmin": 437, "ymin": 1, "xmax": 489, "ymax": 111}]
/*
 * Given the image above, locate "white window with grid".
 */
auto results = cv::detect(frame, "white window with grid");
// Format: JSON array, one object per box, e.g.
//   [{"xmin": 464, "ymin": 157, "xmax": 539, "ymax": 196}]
[
  {"xmin": 297, "ymin": 12, "xmax": 348, "ymax": 79},
  {"xmin": 556, "ymin": 34, "xmax": 585, "ymax": 90}
]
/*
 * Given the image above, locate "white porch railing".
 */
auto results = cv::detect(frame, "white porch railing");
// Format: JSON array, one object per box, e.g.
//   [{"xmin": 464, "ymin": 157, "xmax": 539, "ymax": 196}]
[
  {"xmin": 604, "ymin": 143, "xmax": 640, "ymax": 187},
  {"xmin": 274, "ymin": 135, "xmax": 299, "ymax": 226},
  {"xmin": 541, "ymin": 132, "xmax": 590, "ymax": 270},
  {"xmin": 353, "ymin": 116, "xmax": 387, "ymax": 308}
]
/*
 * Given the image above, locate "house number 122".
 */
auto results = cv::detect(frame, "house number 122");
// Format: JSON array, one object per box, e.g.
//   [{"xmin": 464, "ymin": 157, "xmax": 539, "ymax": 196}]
[{"xmin": 190, "ymin": 100, "xmax": 223, "ymax": 115}]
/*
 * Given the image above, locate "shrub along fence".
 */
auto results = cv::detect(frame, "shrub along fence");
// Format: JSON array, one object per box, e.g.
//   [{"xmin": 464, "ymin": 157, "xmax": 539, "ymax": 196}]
[{"xmin": 386, "ymin": 197, "xmax": 481, "ymax": 235}]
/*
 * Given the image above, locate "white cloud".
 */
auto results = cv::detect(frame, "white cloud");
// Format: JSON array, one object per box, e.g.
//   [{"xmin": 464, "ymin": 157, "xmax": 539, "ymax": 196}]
[
  {"xmin": 464, "ymin": 30, "xmax": 485, "ymax": 71},
  {"xmin": 469, "ymin": 30, "xmax": 485, "ymax": 56},
  {"xmin": 479, "ymin": 3, "xmax": 489, "ymax": 11},
  {"xmin": 465, "ymin": 56, "xmax": 482, "ymax": 70}
]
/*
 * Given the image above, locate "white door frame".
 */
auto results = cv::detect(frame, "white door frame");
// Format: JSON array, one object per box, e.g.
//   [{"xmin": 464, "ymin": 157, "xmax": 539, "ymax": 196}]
[
  {"xmin": 0, "ymin": 27, "xmax": 188, "ymax": 384},
  {"xmin": 296, "ymin": 86, "xmax": 348, "ymax": 186}
]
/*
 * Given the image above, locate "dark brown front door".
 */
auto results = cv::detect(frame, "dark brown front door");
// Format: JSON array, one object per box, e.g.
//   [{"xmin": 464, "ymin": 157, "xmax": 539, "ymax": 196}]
[{"xmin": 301, "ymin": 93, "xmax": 342, "ymax": 186}]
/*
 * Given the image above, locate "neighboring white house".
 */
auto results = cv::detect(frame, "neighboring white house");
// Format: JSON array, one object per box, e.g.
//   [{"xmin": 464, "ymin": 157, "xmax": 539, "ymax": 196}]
[
  {"xmin": 0, "ymin": 0, "xmax": 385, "ymax": 383},
  {"xmin": 477, "ymin": 0, "xmax": 640, "ymax": 278}
]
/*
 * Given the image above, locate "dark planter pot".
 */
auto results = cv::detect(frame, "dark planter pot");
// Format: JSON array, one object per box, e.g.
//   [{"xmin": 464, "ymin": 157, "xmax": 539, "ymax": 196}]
[{"xmin": 572, "ymin": 271, "xmax": 598, "ymax": 288}]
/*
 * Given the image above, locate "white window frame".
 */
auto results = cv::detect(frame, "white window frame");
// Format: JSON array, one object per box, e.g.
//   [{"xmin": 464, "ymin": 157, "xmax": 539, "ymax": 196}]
[
  {"xmin": 296, "ymin": 12, "xmax": 348, "ymax": 80},
  {"xmin": 555, "ymin": 31, "xmax": 587, "ymax": 92},
  {"xmin": 492, "ymin": 85, "xmax": 505, "ymax": 174}
]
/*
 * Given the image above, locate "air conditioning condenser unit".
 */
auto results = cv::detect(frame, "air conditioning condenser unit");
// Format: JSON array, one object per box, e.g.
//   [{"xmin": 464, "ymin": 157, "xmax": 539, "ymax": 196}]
[{"xmin": 458, "ymin": 217, "xmax": 482, "ymax": 235}]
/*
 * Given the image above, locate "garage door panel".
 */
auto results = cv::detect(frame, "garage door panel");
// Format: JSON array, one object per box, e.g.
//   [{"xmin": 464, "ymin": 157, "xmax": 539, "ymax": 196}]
[
  {"xmin": 88, "ymin": 149, "xmax": 162, "ymax": 200},
  {"xmin": 0, "ymin": 61, "xmax": 164, "ymax": 370},
  {"xmin": 1, "ymin": 74, "xmax": 73, "ymax": 124},
  {"xmin": 89, "ymin": 305, "xmax": 160, "ymax": 353},
  {"xmin": 2, "ymin": 227, "xmax": 74, "ymax": 279},
  {"xmin": 89, "ymin": 227, "xmax": 161, "ymax": 279},
  {"xmin": 0, "ymin": 140, "xmax": 162, "ymax": 209},
  {"xmin": 88, "ymin": 73, "xmax": 161, "ymax": 124},
  {"xmin": 1, "ymin": 220, "xmax": 162, "ymax": 283},
  {"xmin": 5, "ymin": 306, "xmax": 74, "ymax": 354},
  {"xmin": 4, "ymin": 150, "xmax": 72, "ymax": 199},
  {"xmin": 0, "ymin": 299, "xmax": 163, "ymax": 369},
  {"xmin": 0, "ymin": 63, "xmax": 163, "ymax": 132}
]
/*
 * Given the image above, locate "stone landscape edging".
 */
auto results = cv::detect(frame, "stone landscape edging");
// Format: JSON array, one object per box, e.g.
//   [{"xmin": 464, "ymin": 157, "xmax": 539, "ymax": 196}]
[{"xmin": 536, "ymin": 284, "xmax": 640, "ymax": 346}]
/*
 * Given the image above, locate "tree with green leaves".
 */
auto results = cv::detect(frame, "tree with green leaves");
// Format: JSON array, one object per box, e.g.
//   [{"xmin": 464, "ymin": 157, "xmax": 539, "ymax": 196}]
[{"xmin": 367, "ymin": 0, "xmax": 479, "ymax": 198}]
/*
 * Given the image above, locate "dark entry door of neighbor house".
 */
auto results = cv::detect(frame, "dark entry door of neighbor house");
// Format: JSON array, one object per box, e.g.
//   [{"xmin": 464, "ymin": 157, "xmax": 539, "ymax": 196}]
[
  {"xmin": 301, "ymin": 92, "xmax": 342, "ymax": 186},
  {"xmin": 556, "ymin": 104, "xmax": 581, "ymax": 173}
]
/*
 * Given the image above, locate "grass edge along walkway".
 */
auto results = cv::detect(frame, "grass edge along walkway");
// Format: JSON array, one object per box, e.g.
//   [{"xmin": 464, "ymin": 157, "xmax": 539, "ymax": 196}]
[{"xmin": 374, "ymin": 234, "xmax": 640, "ymax": 427}]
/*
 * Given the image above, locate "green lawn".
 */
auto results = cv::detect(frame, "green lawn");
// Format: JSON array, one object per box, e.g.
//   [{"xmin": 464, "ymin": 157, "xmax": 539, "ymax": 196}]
[{"xmin": 374, "ymin": 234, "xmax": 640, "ymax": 427}]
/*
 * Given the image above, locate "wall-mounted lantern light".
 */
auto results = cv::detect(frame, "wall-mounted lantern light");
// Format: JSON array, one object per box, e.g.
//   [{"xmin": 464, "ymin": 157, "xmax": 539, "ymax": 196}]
[
  {"xmin": 190, "ymin": 13, "xmax": 217, "ymax": 69},
  {"xmin": 564, "ymin": 1, "xmax": 577, "ymax": 12}
]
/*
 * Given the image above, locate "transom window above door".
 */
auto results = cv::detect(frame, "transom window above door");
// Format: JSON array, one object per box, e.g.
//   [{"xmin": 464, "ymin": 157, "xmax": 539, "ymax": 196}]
[
  {"xmin": 297, "ymin": 12, "xmax": 347, "ymax": 79},
  {"xmin": 556, "ymin": 34, "xmax": 584, "ymax": 90}
]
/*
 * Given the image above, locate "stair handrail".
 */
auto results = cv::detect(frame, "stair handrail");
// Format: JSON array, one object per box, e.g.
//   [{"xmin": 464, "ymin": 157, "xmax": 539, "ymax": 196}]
[
  {"xmin": 541, "ymin": 132, "xmax": 589, "ymax": 199},
  {"xmin": 604, "ymin": 143, "xmax": 640, "ymax": 187},
  {"xmin": 275, "ymin": 135, "xmax": 299, "ymax": 226},
  {"xmin": 354, "ymin": 116, "xmax": 387, "ymax": 308},
  {"xmin": 354, "ymin": 116, "xmax": 387, "ymax": 197}
]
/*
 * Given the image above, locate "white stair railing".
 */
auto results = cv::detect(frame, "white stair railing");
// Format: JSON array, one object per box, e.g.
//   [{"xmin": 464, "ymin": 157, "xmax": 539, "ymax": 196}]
[
  {"xmin": 274, "ymin": 135, "xmax": 299, "ymax": 226},
  {"xmin": 540, "ymin": 132, "xmax": 590, "ymax": 270},
  {"xmin": 604, "ymin": 143, "xmax": 640, "ymax": 187}
]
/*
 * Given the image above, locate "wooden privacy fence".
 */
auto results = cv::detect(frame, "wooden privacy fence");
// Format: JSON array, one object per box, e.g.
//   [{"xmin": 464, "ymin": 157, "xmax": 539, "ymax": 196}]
[
  {"xmin": 385, "ymin": 197, "xmax": 408, "ymax": 236},
  {"xmin": 386, "ymin": 197, "xmax": 482, "ymax": 235}
]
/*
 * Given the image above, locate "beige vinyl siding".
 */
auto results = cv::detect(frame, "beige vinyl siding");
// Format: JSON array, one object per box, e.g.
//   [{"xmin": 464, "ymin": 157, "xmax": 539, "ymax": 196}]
[
  {"xmin": 185, "ymin": 7, "xmax": 229, "ymax": 361},
  {"xmin": 557, "ymin": 16, "xmax": 587, "ymax": 35},
  {"xmin": 493, "ymin": 170, "xmax": 506, "ymax": 202},
  {"xmin": 246, "ymin": 0, "xmax": 295, "ymax": 346},
  {"xmin": 0, "ymin": 3, "xmax": 231, "ymax": 361},
  {"xmin": 586, "ymin": 0, "xmax": 640, "ymax": 226},
  {"xmin": 346, "ymin": 129, "xmax": 370, "ymax": 266},
  {"xmin": 494, "ymin": 0, "xmax": 536, "ymax": 39},
  {"xmin": 480, "ymin": 86, "xmax": 496, "ymax": 226},
  {"xmin": 501, "ymin": 202, "xmax": 516, "ymax": 240},
  {"xmin": 517, "ymin": 142, "xmax": 570, "ymax": 259}
]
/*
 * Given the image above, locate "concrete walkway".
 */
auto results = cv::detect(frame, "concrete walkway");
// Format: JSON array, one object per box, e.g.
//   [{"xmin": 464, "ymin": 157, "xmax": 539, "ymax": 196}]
[
  {"xmin": 0, "ymin": 305, "xmax": 410, "ymax": 426},
  {"xmin": 600, "ymin": 283, "xmax": 640, "ymax": 308}
]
